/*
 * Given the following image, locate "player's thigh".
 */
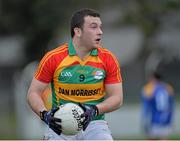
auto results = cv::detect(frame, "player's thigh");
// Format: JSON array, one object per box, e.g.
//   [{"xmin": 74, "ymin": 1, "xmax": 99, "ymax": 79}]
[{"xmin": 83, "ymin": 120, "xmax": 113, "ymax": 140}]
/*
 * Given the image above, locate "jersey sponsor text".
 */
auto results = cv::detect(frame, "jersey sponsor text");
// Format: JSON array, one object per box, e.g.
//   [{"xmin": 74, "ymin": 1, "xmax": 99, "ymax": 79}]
[{"xmin": 59, "ymin": 87, "xmax": 101, "ymax": 96}]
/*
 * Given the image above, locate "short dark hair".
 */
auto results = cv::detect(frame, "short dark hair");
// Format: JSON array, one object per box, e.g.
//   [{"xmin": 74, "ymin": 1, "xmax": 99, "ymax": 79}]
[
  {"xmin": 153, "ymin": 71, "xmax": 163, "ymax": 81},
  {"xmin": 70, "ymin": 8, "xmax": 100, "ymax": 37}
]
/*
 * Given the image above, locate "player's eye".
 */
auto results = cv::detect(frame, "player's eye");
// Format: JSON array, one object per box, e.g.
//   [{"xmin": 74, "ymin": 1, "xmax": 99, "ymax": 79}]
[{"xmin": 90, "ymin": 23, "xmax": 98, "ymax": 28}]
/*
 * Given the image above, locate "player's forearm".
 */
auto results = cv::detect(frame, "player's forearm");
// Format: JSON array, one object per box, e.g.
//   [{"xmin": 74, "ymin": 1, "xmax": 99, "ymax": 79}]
[
  {"xmin": 96, "ymin": 94, "xmax": 123, "ymax": 115},
  {"xmin": 27, "ymin": 91, "xmax": 47, "ymax": 116}
]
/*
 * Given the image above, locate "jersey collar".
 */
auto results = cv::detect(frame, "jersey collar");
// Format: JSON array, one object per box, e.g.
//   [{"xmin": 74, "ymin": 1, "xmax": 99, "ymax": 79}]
[{"xmin": 68, "ymin": 40, "xmax": 98, "ymax": 56}]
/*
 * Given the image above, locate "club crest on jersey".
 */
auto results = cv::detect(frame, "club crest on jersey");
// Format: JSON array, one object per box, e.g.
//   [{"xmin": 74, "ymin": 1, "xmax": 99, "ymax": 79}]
[
  {"xmin": 60, "ymin": 72, "xmax": 72, "ymax": 77},
  {"xmin": 93, "ymin": 71, "xmax": 104, "ymax": 80}
]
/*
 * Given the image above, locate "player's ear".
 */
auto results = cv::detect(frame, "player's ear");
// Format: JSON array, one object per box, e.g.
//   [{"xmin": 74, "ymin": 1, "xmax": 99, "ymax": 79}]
[{"xmin": 74, "ymin": 27, "xmax": 81, "ymax": 37}]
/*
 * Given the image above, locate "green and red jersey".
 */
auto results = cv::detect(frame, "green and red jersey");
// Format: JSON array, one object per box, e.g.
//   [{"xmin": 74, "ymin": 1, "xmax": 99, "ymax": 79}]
[{"xmin": 35, "ymin": 40, "xmax": 122, "ymax": 119}]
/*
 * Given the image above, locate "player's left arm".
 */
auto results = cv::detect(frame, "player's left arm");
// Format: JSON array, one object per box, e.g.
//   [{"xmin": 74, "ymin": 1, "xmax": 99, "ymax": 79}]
[
  {"xmin": 96, "ymin": 82, "xmax": 123, "ymax": 115},
  {"xmin": 79, "ymin": 82, "xmax": 123, "ymax": 130}
]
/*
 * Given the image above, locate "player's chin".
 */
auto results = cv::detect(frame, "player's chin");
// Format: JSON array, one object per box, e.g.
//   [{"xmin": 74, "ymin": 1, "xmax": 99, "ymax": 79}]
[
  {"xmin": 90, "ymin": 45, "xmax": 97, "ymax": 49},
  {"xmin": 93, "ymin": 42, "xmax": 101, "ymax": 48},
  {"xmin": 91, "ymin": 46, "xmax": 98, "ymax": 49}
]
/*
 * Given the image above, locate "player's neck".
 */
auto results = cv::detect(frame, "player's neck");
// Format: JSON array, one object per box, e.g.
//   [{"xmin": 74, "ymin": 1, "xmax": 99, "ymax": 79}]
[{"xmin": 72, "ymin": 38, "xmax": 91, "ymax": 60}]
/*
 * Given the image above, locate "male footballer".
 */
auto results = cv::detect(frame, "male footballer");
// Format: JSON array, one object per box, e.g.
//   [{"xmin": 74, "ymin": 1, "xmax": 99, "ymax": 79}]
[{"xmin": 27, "ymin": 8, "xmax": 123, "ymax": 140}]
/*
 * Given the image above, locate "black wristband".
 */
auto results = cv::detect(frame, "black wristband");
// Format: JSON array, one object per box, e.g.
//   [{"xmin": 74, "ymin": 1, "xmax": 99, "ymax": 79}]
[
  {"xmin": 93, "ymin": 105, "xmax": 99, "ymax": 116},
  {"xmin": 40, "ymin": 110, "xmax": 47, "ymax": 121}
]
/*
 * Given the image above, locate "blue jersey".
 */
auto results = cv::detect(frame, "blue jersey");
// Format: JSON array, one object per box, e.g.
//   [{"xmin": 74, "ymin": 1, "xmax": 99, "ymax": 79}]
[{"xmin": 141, "ymin": 82, "xmax": 174, "ymax": 127}]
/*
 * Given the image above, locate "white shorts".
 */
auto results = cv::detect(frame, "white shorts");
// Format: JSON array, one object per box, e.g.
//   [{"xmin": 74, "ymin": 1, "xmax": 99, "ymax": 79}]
[
  {"xmin": 146, "ymin": 125, "xmax": 172, "ymax": 138},
  {"xmin": 43, "ymin": 120, "xmax": 113, "ymax": 140}
]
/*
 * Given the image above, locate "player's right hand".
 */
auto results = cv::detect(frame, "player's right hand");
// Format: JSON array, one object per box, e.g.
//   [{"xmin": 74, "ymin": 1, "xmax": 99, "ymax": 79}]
[{"xmin": 40, "ymin": 107, "xmax": 62, "ymax": 135}]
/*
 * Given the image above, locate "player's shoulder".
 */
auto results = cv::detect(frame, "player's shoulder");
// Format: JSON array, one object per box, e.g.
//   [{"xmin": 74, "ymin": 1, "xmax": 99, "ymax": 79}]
[
  {"xmin": 142, "ymin": 82, "xmax": 155, "ymax": 97},
  {"xmin": 97, "ymin": 46, "xmax": 113, "ymax": 55},
  {"xmin": 97, "ymin": 46, "xmax": 117, "ymax": 59},
  {"xmin": 165, "ymin": 83, "xmax": 174, "ymax": 96},
  {"xmin": 44, "ymin": 43, "xmax": 68, "ymax": 59},
  {"xmin": 46, "ymin": 43, "xmax": 68, "ymax": 56}
]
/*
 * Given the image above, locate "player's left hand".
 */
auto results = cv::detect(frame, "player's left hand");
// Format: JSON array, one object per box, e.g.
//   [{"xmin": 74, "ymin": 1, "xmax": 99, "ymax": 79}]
[{"xmin": 78, "ymin": 103, "xmax": 99, "ymax": 131}]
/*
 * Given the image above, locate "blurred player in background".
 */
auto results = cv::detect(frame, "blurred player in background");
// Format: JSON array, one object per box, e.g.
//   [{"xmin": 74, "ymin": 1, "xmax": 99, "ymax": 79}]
[
  {"xmin": 141, "ymin": 72, "xmax": 175, "ymax": 140},
  {"xmin": 27, "ymin": 8, "xmax": 123, "ymax": 140}
]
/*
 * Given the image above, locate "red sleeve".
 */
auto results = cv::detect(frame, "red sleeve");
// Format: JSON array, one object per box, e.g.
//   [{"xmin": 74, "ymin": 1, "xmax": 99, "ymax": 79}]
[
  {"xmin": 104, "ymin": 52, "xmax": 122, "ymax": 84},
  {"xmin": 34, "ymin": 52, "xmax": 57, "ymax": 83}
]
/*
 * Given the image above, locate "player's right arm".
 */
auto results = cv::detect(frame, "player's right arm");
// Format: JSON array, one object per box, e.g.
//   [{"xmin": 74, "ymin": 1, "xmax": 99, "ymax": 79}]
[
  {"xmin": 27, "ymin": 49, "xmax": 57, "ymax": 116},
  {"xmin": 27, "ymin": 77, "xmax": 48, "ymax": 116},
  {"xmin": 27, "ymin": 77, "xmax": 62, "ymax": 135}
]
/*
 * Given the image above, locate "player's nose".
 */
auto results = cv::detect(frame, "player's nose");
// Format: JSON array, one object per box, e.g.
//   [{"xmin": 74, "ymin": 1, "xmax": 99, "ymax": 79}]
[{"xmin": 98, "ymin": 28, "xmax": 103, "ymax": 35}]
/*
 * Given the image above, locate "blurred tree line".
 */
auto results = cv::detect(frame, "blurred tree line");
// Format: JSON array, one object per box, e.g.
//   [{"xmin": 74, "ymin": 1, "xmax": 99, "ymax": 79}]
[
  {"xmin": 0, "ymin": 0, "xmax": 180, "ymax": 64},
  {"xmin": 121, "ymin": 0, "xmax": 180, "ymax": 59},
  {"xmin": 0, "ymin": 0, "xmax": 102, "ymax": 62}
]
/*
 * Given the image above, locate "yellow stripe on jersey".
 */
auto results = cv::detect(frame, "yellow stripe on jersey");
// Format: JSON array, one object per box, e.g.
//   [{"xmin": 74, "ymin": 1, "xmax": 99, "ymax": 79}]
[{"xmin": 35, "ymin": 46, "xmax": 67, "ymax": 79}]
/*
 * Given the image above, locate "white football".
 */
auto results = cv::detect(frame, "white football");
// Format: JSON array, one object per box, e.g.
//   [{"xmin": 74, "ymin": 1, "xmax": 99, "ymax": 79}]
[{"xmin": 54, "ymin": 103, "xmax": 84, "ymax": 135}]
